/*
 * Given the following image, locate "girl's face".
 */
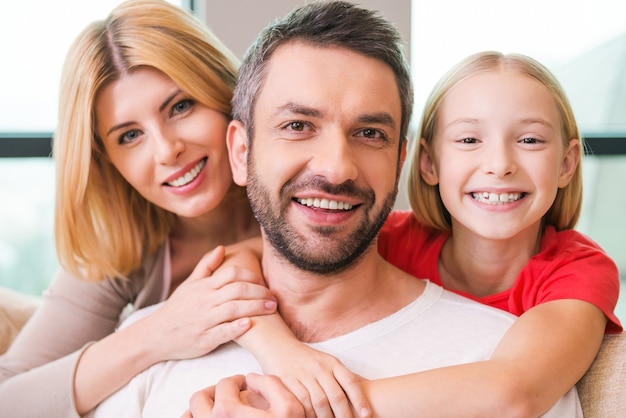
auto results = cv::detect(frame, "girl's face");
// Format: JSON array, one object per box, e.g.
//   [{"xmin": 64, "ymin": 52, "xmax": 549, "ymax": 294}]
[
  {"xmin": 421, "ymin": 70, "xmax": 579, "ymax": 241},
  {"xmin": 95, "ymin": 67, "xmax": 233, "ymax": 218}
]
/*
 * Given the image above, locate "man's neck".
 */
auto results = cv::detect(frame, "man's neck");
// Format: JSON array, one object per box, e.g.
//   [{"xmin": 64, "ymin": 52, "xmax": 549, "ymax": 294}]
[{"xmin": 262, "ymin": 243, "xmax": 425, "ymax": 342}]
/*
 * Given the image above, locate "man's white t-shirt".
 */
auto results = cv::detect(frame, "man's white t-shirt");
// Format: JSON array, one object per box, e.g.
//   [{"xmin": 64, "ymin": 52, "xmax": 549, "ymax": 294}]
[{"xmin": 93, "ymin": 281, "xmax": 582, "ymax": 417}]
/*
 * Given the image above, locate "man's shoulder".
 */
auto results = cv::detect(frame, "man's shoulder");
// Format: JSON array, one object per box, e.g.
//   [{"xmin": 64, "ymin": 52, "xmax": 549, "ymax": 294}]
[{"xmin": 423, "ymin": 281, "xmax": 516, "ymax": 324}]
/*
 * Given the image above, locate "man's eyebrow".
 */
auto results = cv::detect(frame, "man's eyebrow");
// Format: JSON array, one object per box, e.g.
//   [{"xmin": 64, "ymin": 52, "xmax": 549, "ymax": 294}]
[
  {"xmin": 274, "ymin": 102, "xmax": 324, "ymax": 118},
  {"xmin": 358, "ymin": 112, "xmax": 397, "ymax": 129}
]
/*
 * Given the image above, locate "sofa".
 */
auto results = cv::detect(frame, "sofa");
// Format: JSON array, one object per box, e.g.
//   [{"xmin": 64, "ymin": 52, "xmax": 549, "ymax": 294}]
[{"xmin": 1, "ymin": 286, "xmax": 624, "ymax": 416}]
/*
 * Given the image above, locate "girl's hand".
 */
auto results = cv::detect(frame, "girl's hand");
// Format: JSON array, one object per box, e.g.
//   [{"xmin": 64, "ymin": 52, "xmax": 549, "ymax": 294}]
[
  {"xmin": 181, "ymin": 373, "xmax": 305, "ymax": 418},
  {"xmin": 132, "ymin": 246, "xmax": 277, "ymax": 363},
  {"xmin": 260, "ymin": 342, "xmax": 371, "ymax": 418}
]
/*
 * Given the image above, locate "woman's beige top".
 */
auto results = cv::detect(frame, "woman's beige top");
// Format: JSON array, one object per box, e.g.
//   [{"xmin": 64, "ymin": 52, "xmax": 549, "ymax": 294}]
[{"xmin": 0, "ymin": 243, "xmax": 168, "ymax": 417}]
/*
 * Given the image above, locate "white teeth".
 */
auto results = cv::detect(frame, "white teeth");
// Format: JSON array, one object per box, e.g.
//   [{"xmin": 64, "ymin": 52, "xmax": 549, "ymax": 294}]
[
  {"xmin": 472, "ymin": 192, "xmax": 523, "ymax": 204},
  {"xmin": 167, "ymin": 159, "xmax": 206, "ymax": 187},
  {"xmin": 296, "ymin": 197, "xmax": 353, "ymax": 210}
]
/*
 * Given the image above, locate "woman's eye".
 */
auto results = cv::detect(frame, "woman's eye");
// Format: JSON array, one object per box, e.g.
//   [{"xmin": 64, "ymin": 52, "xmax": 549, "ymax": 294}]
[
  {"xmin": 119, "ymin": 129, "xmax": 141, "ymax": 145},
  {"xmin": 172, "ymin": 99, "xmax": 193, "ymax": 115}
]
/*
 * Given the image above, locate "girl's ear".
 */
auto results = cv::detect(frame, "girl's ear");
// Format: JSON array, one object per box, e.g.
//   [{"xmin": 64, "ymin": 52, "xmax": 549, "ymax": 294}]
[
  {"xmin": 227, "ymin": 120, "xmax": 249, "ymax": 187},
  {"xmin": 419, "ymin": 139, "xmax": 440, "ymax": 186},
  {"xmin": 558, "ymin": 138, "xmax": 581, "ymax": 188}
]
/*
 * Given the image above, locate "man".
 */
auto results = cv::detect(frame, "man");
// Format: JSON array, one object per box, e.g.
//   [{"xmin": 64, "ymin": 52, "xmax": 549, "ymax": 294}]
[{"xmin": 94, "ymin": 2, "xmax": 581, "ymax": 417}]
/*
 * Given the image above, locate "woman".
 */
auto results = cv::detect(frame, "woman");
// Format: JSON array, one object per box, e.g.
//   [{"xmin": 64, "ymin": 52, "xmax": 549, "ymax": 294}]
[{"xmin": 0, "ymin": 1, "xmax": 276, "ymax": 416}]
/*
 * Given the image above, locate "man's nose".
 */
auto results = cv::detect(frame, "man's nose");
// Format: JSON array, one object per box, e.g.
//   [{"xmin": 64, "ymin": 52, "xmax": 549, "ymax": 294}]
[{"xmin": 308, "ymin": 133, "xmax": 359, "ymax": 184}]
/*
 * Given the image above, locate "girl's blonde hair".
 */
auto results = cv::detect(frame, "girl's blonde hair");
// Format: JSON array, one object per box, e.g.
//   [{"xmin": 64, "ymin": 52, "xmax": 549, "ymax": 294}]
[
  {"xmin": 54, "ymin": 0, "xmax": 239, "ymax": 282},
  {"xmin": 408, "ymin": 51, "xmax": 583, "ymax": 231}
]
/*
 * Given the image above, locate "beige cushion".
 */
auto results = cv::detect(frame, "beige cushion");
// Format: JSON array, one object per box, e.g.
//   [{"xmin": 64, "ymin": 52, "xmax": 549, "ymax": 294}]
[
  {"xmin": 0, "ymin": 287, "xmax": 40, "ymax": 354},
  {"xmin": 577, "ymin": 332, "xmax": 626, "ymax": 417}
]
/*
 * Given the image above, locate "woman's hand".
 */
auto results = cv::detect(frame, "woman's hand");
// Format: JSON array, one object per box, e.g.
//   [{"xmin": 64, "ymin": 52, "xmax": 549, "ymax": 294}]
[
  {"xmin": 182, "ymin": 373, "xmax": 305, "ymax": 418},
  {"xmin": 133, "ymin": 246, "xmax": 277, "ymax": 363}
]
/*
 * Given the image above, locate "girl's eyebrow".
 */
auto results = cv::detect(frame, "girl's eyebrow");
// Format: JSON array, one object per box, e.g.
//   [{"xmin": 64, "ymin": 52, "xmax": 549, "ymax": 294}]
[
  {"xmin": 518, "ymin": 117, "xmax": 554, "ymax": 129},
  {"xmin": 445, "ymin": 118, "xmax": 479, "ymax": 128}
]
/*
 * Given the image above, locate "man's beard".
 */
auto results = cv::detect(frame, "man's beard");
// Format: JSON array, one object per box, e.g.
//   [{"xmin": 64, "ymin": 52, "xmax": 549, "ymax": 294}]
[{"xmin": 246, "ymin": 161, "xmax": 398, "ymax": 275}]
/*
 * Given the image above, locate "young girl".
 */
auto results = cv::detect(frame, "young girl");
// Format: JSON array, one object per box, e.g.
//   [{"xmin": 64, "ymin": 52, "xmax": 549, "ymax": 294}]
[{"xmin": 193, "ymin": 51, "xmax": 621, "ymax": 418}]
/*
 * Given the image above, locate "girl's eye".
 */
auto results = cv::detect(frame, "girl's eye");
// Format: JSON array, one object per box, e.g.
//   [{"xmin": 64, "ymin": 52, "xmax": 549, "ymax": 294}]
[
  {"xmin": 460, "ymin": 137, "xmax": 477, "ymax": 144},
  {"xmin": 520, "ymin": 137, "xmax": 538, "ymax": 144},
  {"xmin": 172, "ymin": 99, "xmax": 194, "ymax": 115},
  {"xmin": 119, "ymin": 129, "xmax": 141, "ymax": 145}
]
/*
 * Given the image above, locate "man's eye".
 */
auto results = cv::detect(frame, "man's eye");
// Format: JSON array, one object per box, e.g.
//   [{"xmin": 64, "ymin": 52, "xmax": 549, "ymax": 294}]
[
  {"xmin": 288, "ymin": 121, "xmax": 305, "ymax": 131},
  {"xmin": 362, "ymin": 128, "xmax": 378, "ymax": 138},
  {"xmin": 357, "ymin": 128, "xmax": 387, "ymax": 140}
]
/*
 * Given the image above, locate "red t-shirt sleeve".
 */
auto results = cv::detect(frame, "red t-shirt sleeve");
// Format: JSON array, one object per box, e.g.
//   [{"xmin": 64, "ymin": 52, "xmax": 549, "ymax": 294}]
[
  {"xmin": 510, "ymin": 226, "xmax": 622, "ymax": 333},
  {"xmin": 378, "ymin": 210, "xmax": 447, "ymax": 284}
]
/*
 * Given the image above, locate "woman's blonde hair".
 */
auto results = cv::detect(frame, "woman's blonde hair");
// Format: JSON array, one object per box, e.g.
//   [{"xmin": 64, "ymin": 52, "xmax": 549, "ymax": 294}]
[
  {"xmin": 408, "ymin": 51, "xmax": 583, "ymax": 232},
  {"xmin": 54, "ymin": 0, "xmax": 239, "ymax": 282}
]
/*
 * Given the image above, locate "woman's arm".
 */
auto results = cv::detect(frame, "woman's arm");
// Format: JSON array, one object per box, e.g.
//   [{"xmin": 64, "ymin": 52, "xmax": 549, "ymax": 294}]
[
  {"xmin": 360, "ymin": 299, "xmax": 605, "ymax": 417},
  {"xmin": 72, "ymin": 245, "xmax": 277, "ymax": 414}
]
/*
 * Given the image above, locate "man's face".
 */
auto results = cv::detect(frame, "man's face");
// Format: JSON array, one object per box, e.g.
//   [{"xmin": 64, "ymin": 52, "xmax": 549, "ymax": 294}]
[{"xmin": 229, "ymin": 42, "xmax": 404, "ymax": 274}]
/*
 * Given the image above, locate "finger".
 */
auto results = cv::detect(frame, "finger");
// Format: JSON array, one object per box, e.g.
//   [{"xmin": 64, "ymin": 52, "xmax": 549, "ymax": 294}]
[
  {"xmin": 204, "ymin": 266, "xmax": 266, "ymax": 290},
  {"xmin": 203, "ymin": 282, "xmax": 276, "ymax": 311},
  {"xmin": 196, "ymin": 318, "xmax": 253, "ymax": 352},
  {"xmin": 246, "ymin": 373, "xmax": 306, "ymax": 417},
  {"xmin": 334, "ymin": 369, "xmax": 372, "ymax": 417},
  {"xmin": 316, "ymin": 371, "xmax": 361, "ymax": 418},
  {"xmin": 211, "ymin": 375, "xmax": 250, "ymax": 414},
  {"xmin": 188, "ymin": 385, "xmax": 216, "ymax": 417},
  {"xmin": 188, "ymin": 246, "xmax": 226, "ymax": 282},
  {"xmin": 303, "ymin": 379, "xmax": 334, "ymax": 418},
  {"xmin": 278, "ymin": 377, "xmax": 317, "ymax": 418}
]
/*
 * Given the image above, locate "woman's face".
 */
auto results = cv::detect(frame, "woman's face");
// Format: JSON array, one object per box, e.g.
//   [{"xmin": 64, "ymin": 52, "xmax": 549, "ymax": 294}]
[{"xmin": 95, "ymin": 67, "xmax": 233, "ymax": 218}]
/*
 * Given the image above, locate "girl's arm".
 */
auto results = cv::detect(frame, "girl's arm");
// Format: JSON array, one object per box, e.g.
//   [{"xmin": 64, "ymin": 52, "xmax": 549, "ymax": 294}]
[
  {"xmin": 191, "ymin": 299, "xmax": 605, "ymax": 417},
  {"xmin": 73, "ymin": 246, "xmax": 277, "ymax": 414},
  {"xmin": 360, "ymin": 299, "xmax": 606, "ymax": 417},
  {"xmin": 221, "ymin": 237, "xmax": 607, "ymax": 417}
]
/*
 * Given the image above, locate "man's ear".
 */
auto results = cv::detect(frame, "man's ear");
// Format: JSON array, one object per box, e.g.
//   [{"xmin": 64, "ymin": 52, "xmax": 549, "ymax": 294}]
[
  {"xmin": 227, "ymin": 120, "xmax": 249, "ymax": 186},
  {"xmin": 419, "ymin": 139, "xmax": 439, "ymax": 186},
  {"xmin": 558, "ymin": 138, "xmax": 581, "ymax": 188},
  {"xmin": 399, "ymin": 139, "xmax": 408, "ymax": 171}
]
